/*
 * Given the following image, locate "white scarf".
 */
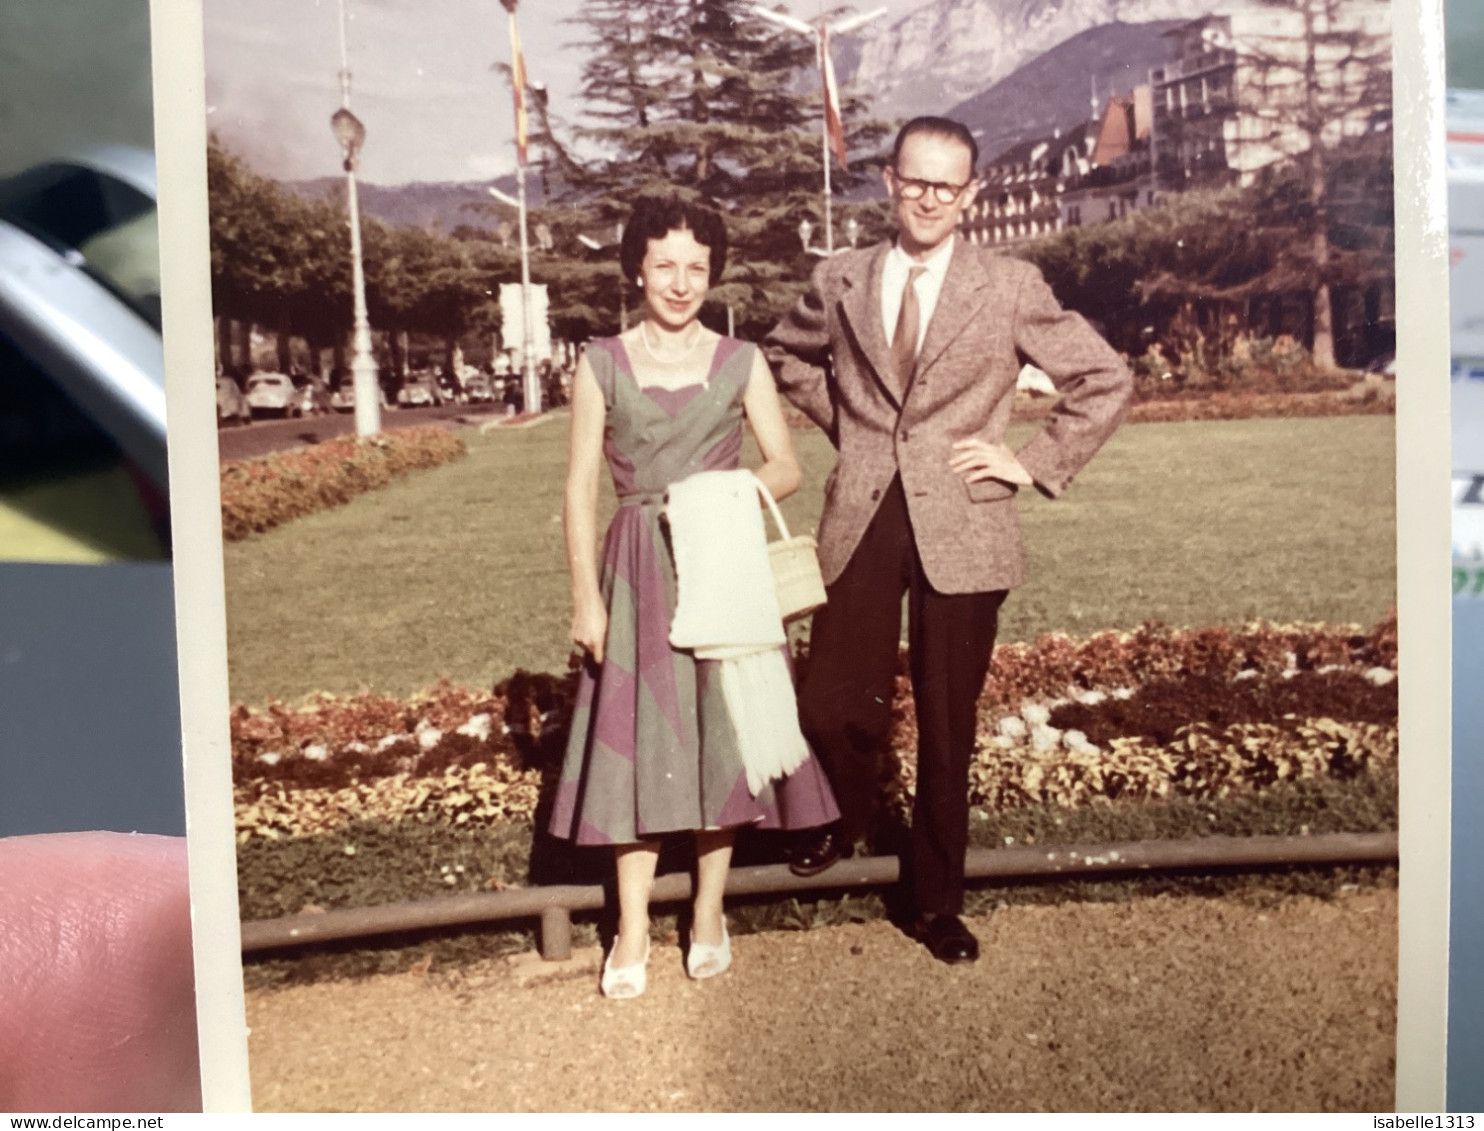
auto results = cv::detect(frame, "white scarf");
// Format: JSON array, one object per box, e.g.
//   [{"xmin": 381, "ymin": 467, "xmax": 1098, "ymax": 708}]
[{"xmin": 666, "ymin": 469, "xmax": 810, "ymax": 793}]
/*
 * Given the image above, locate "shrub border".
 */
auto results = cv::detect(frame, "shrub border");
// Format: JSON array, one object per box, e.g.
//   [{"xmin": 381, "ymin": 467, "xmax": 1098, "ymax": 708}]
[{"xmin": 219, "ymin": 427, "xmax": 467, "ymax": 540}]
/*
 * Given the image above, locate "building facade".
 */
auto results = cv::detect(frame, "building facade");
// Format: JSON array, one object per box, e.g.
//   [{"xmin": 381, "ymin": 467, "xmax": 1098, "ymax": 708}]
[
  {"xmin": 959, "ymin": 125, "xmax": 1088, "ymax": 248},
  {"xmin": 1150, "ymin": 1, "xmax": 1390, "ymax": 190},
  {"xmin": 1058, "ymin": 90, "xmax": 1158, "ymax": 231}
]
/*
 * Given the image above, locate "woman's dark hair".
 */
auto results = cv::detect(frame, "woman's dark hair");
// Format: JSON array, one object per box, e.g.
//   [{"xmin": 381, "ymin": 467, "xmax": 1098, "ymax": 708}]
[{"xmin": 618, "ymin": 195, "xmax": 728, "ymax": 286}]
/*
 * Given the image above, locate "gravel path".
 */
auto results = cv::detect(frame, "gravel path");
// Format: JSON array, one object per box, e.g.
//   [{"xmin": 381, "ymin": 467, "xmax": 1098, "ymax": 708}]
[{"xmin": 245, "ymin": 885, "xmax": 1396, "ymax": 1112}]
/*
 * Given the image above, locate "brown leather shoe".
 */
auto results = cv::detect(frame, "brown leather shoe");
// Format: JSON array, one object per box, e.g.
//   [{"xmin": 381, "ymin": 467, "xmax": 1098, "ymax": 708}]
[
  {"xmin": 913, "ymin": 914, "xmax": 979, "ymax": 964},
  {"xmin": 788, "ymin": 825, "xmax": 855, "ymax": 877}
]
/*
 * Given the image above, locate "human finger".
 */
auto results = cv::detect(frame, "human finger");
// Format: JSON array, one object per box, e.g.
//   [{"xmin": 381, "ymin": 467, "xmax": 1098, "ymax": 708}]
[{"xmin": 0, "ymin": 832, "xmax": 201, "ymax": 1113}]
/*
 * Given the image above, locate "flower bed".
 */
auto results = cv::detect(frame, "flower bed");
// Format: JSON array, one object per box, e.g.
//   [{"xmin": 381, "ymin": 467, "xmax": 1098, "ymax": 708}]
[
  {"xmin": 783, "ymin": 390, "xmax": 1394, "ymax": 430},
  {"xmin": 1011, "ymin": 390, "xmax": 1392, "ymax": 425},
  {"xmin": 220, "ymin": 427, "xmax": 466, "ymax": 540},
  {"xmin": 232, "ymin": 614, "xmax": 1397, "ymax": 843}
]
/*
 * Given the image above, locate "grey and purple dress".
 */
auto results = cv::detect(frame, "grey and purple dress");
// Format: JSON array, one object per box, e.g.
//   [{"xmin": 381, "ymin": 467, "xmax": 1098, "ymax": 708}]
[{"xmin": 548, "ymin": 337, "xmax": 840, "ymax": 846}]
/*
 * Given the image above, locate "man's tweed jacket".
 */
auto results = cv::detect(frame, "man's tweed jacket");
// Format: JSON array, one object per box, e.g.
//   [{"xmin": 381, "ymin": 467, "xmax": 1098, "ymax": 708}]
[{"xmin": 763, "ymin": 237, "xmax": 1134, "ymax": 596}]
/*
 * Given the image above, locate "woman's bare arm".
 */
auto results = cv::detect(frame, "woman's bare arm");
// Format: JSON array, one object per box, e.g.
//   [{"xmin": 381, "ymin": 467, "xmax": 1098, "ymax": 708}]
[
  {"xmin": 742, "ymin": 348, "xmax": 803, "ymax": 503},
  {"xmin": 564, "ymin": 355, "xmax": 609, "ymax": 663}
]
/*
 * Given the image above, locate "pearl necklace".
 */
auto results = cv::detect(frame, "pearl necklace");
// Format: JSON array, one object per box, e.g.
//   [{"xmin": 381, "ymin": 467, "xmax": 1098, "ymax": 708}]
[{"xmin": 638, "ymin": 320, "xmax": 705, "ymax": 365}]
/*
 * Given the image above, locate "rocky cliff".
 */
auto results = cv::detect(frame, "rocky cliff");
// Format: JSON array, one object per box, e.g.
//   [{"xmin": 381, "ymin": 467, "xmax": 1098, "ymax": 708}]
[{"xmin": 844, "ymin": 0, "xmax": 1249, "ymax": 122}]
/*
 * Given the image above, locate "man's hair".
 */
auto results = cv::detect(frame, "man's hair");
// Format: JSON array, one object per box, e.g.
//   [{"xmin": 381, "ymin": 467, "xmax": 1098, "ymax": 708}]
[
  {"xmin": 618, "ymin": 194, "xmax": 729, "ymax": 285},
  {"xmin": 890, "ymin": 116, "xmax": 979, "ymax": 176}
]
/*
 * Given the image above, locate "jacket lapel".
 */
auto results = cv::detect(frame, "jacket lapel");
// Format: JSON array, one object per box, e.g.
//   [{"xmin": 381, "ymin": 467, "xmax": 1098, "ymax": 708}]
[
  {"xmin": 836, "ymin": 242, "xmax": 899, "ymax": 406},
  {"xmin": 910, "ymin": 237, "xmax": 992, "ymax": 392}
]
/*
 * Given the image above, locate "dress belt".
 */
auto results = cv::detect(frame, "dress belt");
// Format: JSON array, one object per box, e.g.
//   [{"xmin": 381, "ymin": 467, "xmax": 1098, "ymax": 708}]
[{"xmin": 617, "ymin": 492, "xmax": 666, "ymax": 508}]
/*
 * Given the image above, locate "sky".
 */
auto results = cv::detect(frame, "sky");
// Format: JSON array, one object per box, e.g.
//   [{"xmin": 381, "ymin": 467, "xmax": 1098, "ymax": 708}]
[{"xmin": 203, "ymin": 0, "xmax": 927, "ymax": 186}]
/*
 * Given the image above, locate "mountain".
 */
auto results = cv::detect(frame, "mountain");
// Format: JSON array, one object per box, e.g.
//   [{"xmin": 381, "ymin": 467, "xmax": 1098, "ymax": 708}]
[
  {"xmin": 945, "ymin": 20, "xmax": 1186, "ymax": 165},
  {"xmin": 285, "ymin": 174, "xmax": 521, "ymax": 234},
  {"xmin": 843, "ymin": 0, "xmax": 1255, "ymax": 124}
]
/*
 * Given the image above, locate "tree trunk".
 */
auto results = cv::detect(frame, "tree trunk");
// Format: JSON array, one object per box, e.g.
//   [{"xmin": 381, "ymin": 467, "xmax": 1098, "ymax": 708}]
[
  {"xmin": 305, "ymin": 333, "xmax": 325, "ymax": 378},
  {"xmin": 687, "ymin": 0, "xmax": 712, "ymax": 185},
  {"xmin": 1302, "ymin": 0, "xmax": 1337, "ymax": 370},
  {"xmin": 389, "ymin": 329, "xmax": 406, "ymax": 381},
  {"xmin": 235, "ymin": 321, "xmax": 254, "ymax": 374},
  {"xmin": 275, "ymin": 319, "xmax": 294, "ymax": 374},
  {"xmin": 216, "ymin": 316, "xmax": 233, "ymax": 376}
]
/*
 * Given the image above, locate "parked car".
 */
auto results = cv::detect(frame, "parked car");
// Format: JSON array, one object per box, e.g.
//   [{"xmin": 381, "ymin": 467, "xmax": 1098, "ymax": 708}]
[
  {"xmin": 397, "ymin": 374, "xmax": 445, "ymax": 408},
  {"xmin": 330, "ymin": 380, "xmax": 391, "ymax": 412},
  {"xmin": 464, "ymin": 373, "xmax": 494, "ymax": 404},
  {"xmin": 243, "ymin": 371, "xmax": 298, "ymax": 418},
  {"xmin": 216, "ymin": 374, "xmax": 251, "ymax": 426},
  {"xmin": 293, "ymin": 378, "xmax": 332, "ymax": 417}
]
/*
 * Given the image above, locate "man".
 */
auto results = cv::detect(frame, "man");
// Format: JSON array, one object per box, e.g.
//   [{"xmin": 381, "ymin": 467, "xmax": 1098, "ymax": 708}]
[{"xmin": 763, "ymin": 117, "xmax": 1133, "ymax": 964}]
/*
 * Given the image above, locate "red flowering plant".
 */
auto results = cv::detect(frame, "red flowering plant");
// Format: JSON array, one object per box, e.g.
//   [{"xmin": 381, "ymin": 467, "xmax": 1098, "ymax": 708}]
[
  {"xmin": 232, "ymin": 616, "xmax": 1398, "ymax": 839},
  {"xmin": 220, "ymin": 427, "xmax": 466, "ymax": 540}
]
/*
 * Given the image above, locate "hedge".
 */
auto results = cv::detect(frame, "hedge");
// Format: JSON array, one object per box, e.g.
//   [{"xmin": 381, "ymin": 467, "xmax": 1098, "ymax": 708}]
[{"xmin": 220, "ymin": 427, "xmax": 466, "ymax": 540}]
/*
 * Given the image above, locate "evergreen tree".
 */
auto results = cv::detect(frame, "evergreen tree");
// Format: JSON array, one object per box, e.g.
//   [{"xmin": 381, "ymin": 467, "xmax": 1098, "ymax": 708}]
[
  {"xmin": 1155, "ymin": 0, "xmax": 1392, "ymax": 367},
  {"xmin": 558, "ymin": 0, "xmax": 890, "ymax": 334}
]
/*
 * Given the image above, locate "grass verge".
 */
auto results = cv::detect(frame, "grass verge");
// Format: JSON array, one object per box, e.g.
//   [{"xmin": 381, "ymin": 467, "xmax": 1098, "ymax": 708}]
[{"xmin": 225, "ymin": 414, "xmax": 1395, "ymax": 705}]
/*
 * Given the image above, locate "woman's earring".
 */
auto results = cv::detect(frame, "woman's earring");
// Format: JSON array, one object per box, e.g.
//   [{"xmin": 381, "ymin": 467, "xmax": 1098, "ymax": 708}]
[{"xmin": 635, "ymin": 277, "xmax": 644, "ymax": 288}]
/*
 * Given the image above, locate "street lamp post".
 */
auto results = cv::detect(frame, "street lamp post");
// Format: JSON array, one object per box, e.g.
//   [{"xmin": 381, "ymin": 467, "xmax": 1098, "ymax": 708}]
[
  {"xmin": 752, "ymin": 4, "xmax": 886, "ymax": 254},
  {"xmin": 498, "ymin": 0, "xmax": 541, "ymax": 415},
  {"xmin": 333, "ymin": 0, "xmax": 380, "ymax": 436},
  {"xmin": 515, "ymin": 170, "xmax": 538, "ymax": 414},
  {"xmin": 488, "ymin": 185, "xmax": 539, "ymax": 413}
]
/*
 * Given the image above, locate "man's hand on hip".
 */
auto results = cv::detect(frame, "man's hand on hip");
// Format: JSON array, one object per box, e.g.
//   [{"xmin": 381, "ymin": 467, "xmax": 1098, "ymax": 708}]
[{"xmin": 948, "ymin": 438, "xmax": 1035, "ymax": 487}]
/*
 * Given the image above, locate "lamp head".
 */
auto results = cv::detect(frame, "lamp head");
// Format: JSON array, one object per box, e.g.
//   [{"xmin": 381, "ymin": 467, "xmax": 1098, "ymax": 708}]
[{"xmin": 330, "ymin": 107, "xmax": 366, "ymax": 172}]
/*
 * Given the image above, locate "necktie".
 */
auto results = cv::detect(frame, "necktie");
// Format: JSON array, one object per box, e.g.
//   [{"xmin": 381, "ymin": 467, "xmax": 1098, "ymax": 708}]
[{"xmin": 890, "ymin": 265, "xmax": 928, "ymax": 394}]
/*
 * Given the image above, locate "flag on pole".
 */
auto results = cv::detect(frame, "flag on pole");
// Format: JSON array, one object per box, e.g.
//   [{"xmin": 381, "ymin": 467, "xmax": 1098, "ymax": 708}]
[
  {"xmin": 820, "ymin": 29, "xmax": 848, "ymax": 168},
  {"xmin": 502, "ymin": 0, "xmax": 529, "ymax": 165}
]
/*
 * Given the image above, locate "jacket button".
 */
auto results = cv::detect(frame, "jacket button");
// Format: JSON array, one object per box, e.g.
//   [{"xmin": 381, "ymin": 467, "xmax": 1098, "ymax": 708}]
[
  {"xmin": 900, "ymin": 430, "xmax": 910, "ymax": 442},
  {"xmin": 871, "ymin": 489, "xmax": 880, "ymax": 501}
]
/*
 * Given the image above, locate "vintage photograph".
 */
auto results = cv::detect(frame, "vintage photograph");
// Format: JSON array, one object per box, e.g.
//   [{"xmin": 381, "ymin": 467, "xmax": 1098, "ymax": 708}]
[{"xmin": 197, "ymin": 0, "xmax": 1400, "ymax": 1111}]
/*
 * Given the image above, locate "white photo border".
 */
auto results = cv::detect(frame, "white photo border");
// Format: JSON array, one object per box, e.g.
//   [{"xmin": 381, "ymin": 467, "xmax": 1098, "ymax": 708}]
[
  {"xmin": 150, "ymin": 0, "xmax": 253, "ymax": 1111},
  {"xmin": 148, "ymin": 0, "xmax": 1454, "ymax": 1111},
  {"xmin": 1391, "ymin": 0, "xmax": 1453, "ymax": 1110}
]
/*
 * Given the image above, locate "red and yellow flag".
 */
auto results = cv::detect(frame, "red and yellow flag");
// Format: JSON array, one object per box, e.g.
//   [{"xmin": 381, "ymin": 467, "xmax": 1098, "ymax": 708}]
[
  {"xmin": 504, "ymin": 0, "xmax": 529, "ymax": 165},
  {"xmin": 821, "ymin": 29, "xmax": 848, "ymax": 168}
]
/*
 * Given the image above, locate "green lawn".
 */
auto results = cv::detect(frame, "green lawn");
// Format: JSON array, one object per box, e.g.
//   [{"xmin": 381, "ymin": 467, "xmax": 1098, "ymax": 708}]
[{"xmin": 224, "ymin": 413, "xmax": 1396, "ymax": 705}]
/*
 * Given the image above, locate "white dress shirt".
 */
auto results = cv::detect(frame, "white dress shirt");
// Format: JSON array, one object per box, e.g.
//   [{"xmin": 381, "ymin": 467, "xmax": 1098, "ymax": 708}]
[{"xmin": 880, "ymin": 235, "xmax": 956, "ymax": 354}]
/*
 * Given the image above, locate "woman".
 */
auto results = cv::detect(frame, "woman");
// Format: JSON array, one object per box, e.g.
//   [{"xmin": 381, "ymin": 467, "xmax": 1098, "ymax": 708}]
[{"xmin": 549, "ymin": 195, "xmax": 839, "ymax": 998}]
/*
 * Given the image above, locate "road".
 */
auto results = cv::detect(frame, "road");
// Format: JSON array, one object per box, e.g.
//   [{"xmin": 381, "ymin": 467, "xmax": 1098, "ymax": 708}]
[{"xmin": 216, "ymin": 404, "xmax": 509, "ymax": 463}]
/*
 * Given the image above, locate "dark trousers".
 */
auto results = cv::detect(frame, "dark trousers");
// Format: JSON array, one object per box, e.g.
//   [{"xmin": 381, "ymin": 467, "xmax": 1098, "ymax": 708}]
[{"xmin": 799, "ymin": 476, "xmax": 1005, "ymax": 917}]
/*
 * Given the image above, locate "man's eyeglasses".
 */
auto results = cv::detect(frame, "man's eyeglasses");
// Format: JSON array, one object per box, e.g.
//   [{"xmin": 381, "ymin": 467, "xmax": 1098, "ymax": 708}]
[{"xmin": 889, "ymin": 170, "xmax": 975, "ymax": 204}]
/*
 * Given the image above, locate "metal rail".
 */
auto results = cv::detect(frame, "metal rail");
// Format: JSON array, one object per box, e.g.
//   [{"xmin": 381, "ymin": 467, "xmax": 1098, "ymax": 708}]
[{"xmin": 238, "ymin": 831, "xmax": 1397, "ymax": 960}]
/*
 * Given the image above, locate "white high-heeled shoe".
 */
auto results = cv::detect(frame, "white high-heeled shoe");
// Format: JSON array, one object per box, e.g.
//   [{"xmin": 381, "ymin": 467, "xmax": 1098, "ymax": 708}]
[
  {"xmin": 601, "ymin": 936, "xmax": 650, "ymax": 999},
  {"xmin": 686, "ymin": 921, "xmax": 731, "ymax": 981}
]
